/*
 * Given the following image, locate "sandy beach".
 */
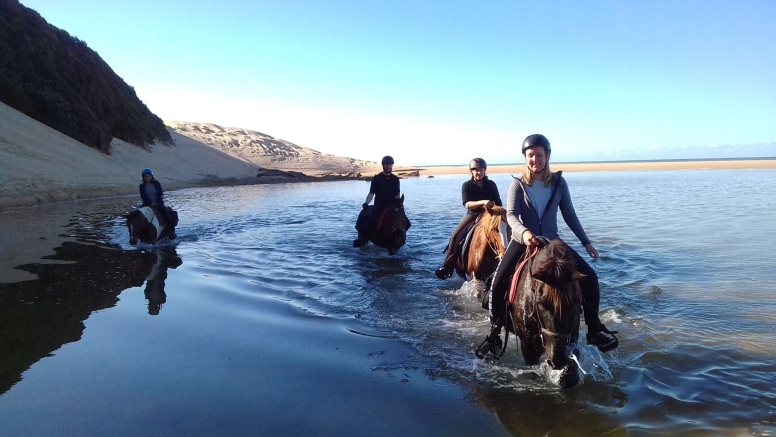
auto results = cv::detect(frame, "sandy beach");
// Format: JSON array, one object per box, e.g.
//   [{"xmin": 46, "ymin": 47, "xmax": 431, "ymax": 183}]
[
  {"xmin": 2, "ymin": 101, "xmax": 775, "ymax": 210},
  {"xmin": 414, "ymin": 159, "xmax": 776, "ymax": 177}
]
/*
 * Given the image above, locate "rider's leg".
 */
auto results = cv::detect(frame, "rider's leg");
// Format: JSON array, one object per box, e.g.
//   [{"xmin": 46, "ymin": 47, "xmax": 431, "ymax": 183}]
[
  {"xmin": 436, "ymin": 214, "xmax": 476, "ymax": 279},
  {"xmin": 353, "ymin": 206, "xmax": 378, "ymax": 247},
  {"xmin": 570, "ymin": 249, "xmax": 618, "ymax": 352},
  {"xmin": 156, "ymin": 206, "xmax": 176, "ymax": 239},
  {"xmin": 475, "ymin": 241, "xmax": 525, "ymax": 358}
]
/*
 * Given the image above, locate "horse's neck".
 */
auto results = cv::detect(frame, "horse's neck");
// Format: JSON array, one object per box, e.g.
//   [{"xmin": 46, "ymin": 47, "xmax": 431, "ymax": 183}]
[{"xmin": 140, "ymin": 207, "xmax": 163, "ymax": 240}]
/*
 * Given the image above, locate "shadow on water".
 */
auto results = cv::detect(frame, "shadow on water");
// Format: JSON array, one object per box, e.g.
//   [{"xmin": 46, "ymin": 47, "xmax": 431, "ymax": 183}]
[{"xmin": 0, "ymin": 242, "xmax": 181, "ymax": 394}]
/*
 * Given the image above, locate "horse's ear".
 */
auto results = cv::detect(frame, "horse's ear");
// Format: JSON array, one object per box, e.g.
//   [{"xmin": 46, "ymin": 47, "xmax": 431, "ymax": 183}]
[{"xmin": 400, "ymin": 194, "xmax": 404, "ymax": 203}]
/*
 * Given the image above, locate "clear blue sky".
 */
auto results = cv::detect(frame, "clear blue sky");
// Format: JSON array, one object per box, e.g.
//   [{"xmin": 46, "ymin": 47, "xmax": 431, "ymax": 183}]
[{"xmin": 19, "ymin": 0, "xmax": 776, "ymax": 164}]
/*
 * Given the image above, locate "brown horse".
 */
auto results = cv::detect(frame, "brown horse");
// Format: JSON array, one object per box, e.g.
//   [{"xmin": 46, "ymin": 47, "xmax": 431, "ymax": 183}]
[
  {"xmin": 508, "ymin": 238, "xmax": 584, "ymax": 388},
  {"xmin": 126, "ymin": 206, "xmax": 177, "ymax": 245},
  {"xmin": 364, "ymin": 195, "xmax": 410, "ymax": 255},
  {"xmin": 454, "ymin": 206, "xmax": 509, "ymax": 294}
]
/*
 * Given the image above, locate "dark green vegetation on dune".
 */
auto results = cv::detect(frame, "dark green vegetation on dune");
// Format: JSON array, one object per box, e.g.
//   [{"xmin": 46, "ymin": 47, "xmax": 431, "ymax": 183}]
[{"xmin": 0, "ymin": 0, "xmax": 171, "ymax": 153}]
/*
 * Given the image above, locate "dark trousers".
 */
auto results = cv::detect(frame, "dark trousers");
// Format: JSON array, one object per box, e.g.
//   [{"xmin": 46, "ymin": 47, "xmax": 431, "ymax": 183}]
[
  {"xmin": 355, "ymin": 205, "xmax": 381, "ymax": 236},
  {"xmin": 488, "ymin": 240, "xmax": 601, "ymax": 332},
  {"xmin": 442, "ymin": 213, "xmax": 477, "ymax": 266}
]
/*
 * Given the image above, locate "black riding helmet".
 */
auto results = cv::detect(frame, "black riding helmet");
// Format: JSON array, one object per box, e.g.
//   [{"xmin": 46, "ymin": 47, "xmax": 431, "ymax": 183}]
[
  {"xmin": 469, "ymin": 158, "xmax": 487, "ymax": 170},
  {"xmin": 381, "ymin": 155, "xmax": 395, "ymax": 165},
  {"xmin": 521, "ymin": 134, "xmax": 551, "ymax": 155}
]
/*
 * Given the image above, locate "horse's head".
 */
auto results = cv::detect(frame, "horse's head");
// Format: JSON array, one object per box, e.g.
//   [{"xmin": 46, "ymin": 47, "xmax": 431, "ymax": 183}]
[
  {"xmin": 467, "ymin": 207, "xmax": 508, "ymax": 280},
  {"xmin": 381, "ymin": 195, "xmax": 409, "ymax": 255},
  {"xmin": 531, "ymin": 239, "xmax": 584, "ymax": 387},
  {"xmin": 126, "ymin": 209, "xmax": 150, "ymax": 245}
]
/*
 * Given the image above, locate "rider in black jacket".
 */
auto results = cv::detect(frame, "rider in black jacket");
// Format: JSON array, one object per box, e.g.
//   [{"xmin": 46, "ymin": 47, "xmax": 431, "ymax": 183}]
[
  {"xmin": 435, "ymin": 158, "xmax": 502, "ymax": 279},
  {"xmin": 353, "ymin": 156, "xmax": 401, "ymax": 247}
]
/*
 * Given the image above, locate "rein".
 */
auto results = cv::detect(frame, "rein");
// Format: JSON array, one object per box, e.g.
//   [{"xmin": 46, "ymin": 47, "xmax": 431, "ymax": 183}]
[
  {"xmin": 374, "ymin": 206, "xmax": 392, "ymax": 232},
  {"xmin": 508, "ymin": 245, "xmax": 540, "ymax": 305}
]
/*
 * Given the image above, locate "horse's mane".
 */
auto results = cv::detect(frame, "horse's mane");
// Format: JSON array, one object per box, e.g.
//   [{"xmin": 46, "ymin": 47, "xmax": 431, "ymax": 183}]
[
  {"xmin": 469, "ymin": 207, "xmax": 506, "ymax": 269},
  {"xmin": 532, "ymin": 239, "xmax": 581, "ymax": 316}
]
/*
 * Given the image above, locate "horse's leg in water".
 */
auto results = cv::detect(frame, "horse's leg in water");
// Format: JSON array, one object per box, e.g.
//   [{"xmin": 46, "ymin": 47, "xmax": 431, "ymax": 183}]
[{"xmin": 520, "ymin": 336, "xmax": 544, "ymax": 366}]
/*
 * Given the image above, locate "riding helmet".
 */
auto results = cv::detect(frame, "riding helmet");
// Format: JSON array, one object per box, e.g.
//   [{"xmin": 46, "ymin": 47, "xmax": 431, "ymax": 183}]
[
  {"xmin": 469, "ymin": 158, "xmax": 487, "ymax": 170},
  {"xmin": 521, "ymin": 134, "xmax": 551, "ymax": 155},
  {"xmin": 381, "ymin": 155, "xmax": 395, "ymax": 165},
  {"xmin": 142, "ymin": 168, "xmax": 153, "ymax": 176}
]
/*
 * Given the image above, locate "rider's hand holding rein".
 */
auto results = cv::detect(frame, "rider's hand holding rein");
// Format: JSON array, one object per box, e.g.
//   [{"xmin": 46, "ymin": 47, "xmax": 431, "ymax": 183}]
[
  {"xmin": 466, "ymin": 199, "xmax": 494, "ymax": 211},
  {"xmin": 522, "ymin": 230, "xmax": 539, "ymax": 251}
]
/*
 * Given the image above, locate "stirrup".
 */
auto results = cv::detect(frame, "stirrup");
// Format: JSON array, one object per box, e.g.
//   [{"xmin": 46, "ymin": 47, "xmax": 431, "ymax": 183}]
[
  {"xmin": 587, "ymin": 324, "xmax": 619, "ymax": 352},
  {"xmin": 435, "ymin": 265, "xmax": 453, "ymax": 280},
  {"xmin": 475, "ymin": 330, "xmax": 503, "ymax": 359}
]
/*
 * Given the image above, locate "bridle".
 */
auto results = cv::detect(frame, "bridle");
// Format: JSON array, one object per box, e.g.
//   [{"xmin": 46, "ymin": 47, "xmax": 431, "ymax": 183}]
[{"xmin": 533, "ymin": 278, "xmax": 582, "ymax": 348}]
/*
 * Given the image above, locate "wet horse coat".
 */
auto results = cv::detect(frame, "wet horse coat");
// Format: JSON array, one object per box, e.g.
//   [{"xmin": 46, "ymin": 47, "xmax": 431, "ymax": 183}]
[
  {"xmin": 126, "ymin": 206, "xmax": 177, "ymax": 245},
  {"xmin": 454, "ymin": 206, "xmax": 509, "ymax": 292},
  {"xmin": 508, "ymin": 238, "xmax": 584, "ymax": 388},
  {"xmin": 363, "ymin": 195, "xmax": 410, "ymax": 255}
]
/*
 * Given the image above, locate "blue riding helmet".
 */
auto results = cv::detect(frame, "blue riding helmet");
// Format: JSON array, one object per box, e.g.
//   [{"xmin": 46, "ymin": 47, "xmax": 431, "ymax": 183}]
[
  {"xmin": 381, "ymin": 156, "xmax": 394, "ymax": 165},
  {"xmin": 142, "ymin": 168, "xmax": 153, "ymax": 176}
]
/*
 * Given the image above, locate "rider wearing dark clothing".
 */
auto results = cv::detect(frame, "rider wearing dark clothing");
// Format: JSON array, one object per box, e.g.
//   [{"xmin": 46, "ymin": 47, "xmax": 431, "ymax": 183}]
[
  {"xmin": 370, "ymin": 172, "xmax": 401, "ymax": 207},
  {"xmin": 354, "ymin": 156, "xmax": 402, "ymax": 247},
  {"xmin": 476, "ymin": 134, "xmax": 618, "ymax": 358},
  {"xmin": 139, "ymin": 168, "xmax": 177, "ymax": 239},
  {"xmin": 435, "ymin": 158, "xmax": 502, "ymax": 279}
]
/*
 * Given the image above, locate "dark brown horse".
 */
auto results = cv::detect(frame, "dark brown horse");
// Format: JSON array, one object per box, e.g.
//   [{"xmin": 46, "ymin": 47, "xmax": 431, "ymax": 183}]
[
  {"xmin": 454, "ymin": 206, "xmax": 509, "ymax": 295},
  {"xmin": 364, "ymin": 195, "xmax": 410, "ymax": 255},
  {"xmin": 509, "ymin": 238, "xmax": 584, "ymax": 388},
  {"xmin": 126, "ymin": 206, "xmax": 177, "ymax": 245}
]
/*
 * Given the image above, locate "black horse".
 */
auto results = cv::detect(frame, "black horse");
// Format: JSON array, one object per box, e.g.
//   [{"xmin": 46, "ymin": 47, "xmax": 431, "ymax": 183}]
[
  {"xmin": 357, "ymin": 195, "xmax": 411, "ymax": 255},
  {"xmin": 508, "ymin": 238, "xmax": 584, "ymax": 388}
]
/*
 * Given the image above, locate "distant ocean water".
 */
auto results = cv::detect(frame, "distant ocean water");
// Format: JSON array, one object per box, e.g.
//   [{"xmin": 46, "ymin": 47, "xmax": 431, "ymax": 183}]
[
  {"xmin": 1, "ymin": 169, "xmax": 775, "ymax": 436},
  {"xmin": 419, "ymin": 156, "xmax": 776, "ymax": 167}
]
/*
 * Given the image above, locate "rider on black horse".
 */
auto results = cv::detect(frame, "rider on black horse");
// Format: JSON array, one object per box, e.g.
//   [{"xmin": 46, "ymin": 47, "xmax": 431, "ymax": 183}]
[
  {"xmin": 476, "ymin": 134, "xmax": 618, "ymax": 358},
  {"xmin": 435, "ymin": 158, "xmax": 502, "ymax": 279},
  {"xmin": 353, "ymin": 156, "xmax": 402, "ymax": 247},
  {"xmin": 139, "ymin": 168, "xmax": 177, "ymax": 240}
]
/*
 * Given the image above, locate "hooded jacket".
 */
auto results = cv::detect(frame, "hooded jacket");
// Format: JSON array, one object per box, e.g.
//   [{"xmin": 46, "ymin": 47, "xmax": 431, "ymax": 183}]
[{"xmin": 506, "ymin": 171, "xmax": 590, "ymax": 246}]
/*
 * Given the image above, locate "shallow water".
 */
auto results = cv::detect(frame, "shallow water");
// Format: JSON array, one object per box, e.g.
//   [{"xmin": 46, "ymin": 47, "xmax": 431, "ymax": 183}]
[{"xmin": 1, "ymin": 170, "xmax": 775, "ymax": 436}]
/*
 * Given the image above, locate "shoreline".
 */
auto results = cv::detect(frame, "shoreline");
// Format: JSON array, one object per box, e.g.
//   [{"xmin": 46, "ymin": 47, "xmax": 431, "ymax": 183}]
[
  {"xmin": 412, "ymin": 159, "xmax": 776, "ymax": 176},
  {"xmin": 3, "ymin": 159, "xmax": 775, "ymax": 209}
]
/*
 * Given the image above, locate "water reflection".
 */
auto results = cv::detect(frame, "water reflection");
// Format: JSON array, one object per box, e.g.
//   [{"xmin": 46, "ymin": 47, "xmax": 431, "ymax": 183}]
[
  {"xmin": 0, "ymin": 241, "xmax": 178, "ymax": 394},
  {"xmin": 142, "ymin": 248, "xmax": 182, "ymax": 315}
]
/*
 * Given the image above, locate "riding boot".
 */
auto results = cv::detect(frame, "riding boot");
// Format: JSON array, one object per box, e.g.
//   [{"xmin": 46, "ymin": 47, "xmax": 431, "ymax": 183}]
[
  {"xmin": 586, "ymin": 323, "xmax": 619, "ymax": 352},
  {"xmin": 352, "ymin": 232, "xmax": 368, "ymax": 247},
  {"xmin": 434, "ymin": 257, "xmax": 454, "ymax": 279}
]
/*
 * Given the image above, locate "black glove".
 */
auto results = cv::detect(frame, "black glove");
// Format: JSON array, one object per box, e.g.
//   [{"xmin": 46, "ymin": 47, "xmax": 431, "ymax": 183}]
[{"xmin": 362, "ymin": 203, "xmax": 369, "ymax": 209}]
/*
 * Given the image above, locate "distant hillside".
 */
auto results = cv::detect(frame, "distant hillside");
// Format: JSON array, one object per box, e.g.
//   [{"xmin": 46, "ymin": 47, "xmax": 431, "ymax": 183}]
[
  {"xmin": 166, "ymin": 121, "xmax": 378, "ymax": 174},
  {"xmin": 0, "ymin": 0, "xmax": 171, "ymax": 153}
]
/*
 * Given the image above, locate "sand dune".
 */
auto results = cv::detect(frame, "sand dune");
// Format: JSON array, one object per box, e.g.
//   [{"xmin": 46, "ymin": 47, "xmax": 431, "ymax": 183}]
[
  {"xmin": 166, "ymin": 121, "xmax": 380, "ymax": 175},
  {"xmin": 3, "ymin": 101, "xmax": 774, "ymax": 208},
  {"xmin": 0, "ymin": 102, "xmax": 260, "ymax": 208}
]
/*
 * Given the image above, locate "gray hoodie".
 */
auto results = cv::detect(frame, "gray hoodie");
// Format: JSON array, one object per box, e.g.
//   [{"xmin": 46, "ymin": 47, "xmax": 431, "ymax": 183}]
[{"xmin": 506, "ymin": 171, "xmax": 591, "ymax": 246}]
